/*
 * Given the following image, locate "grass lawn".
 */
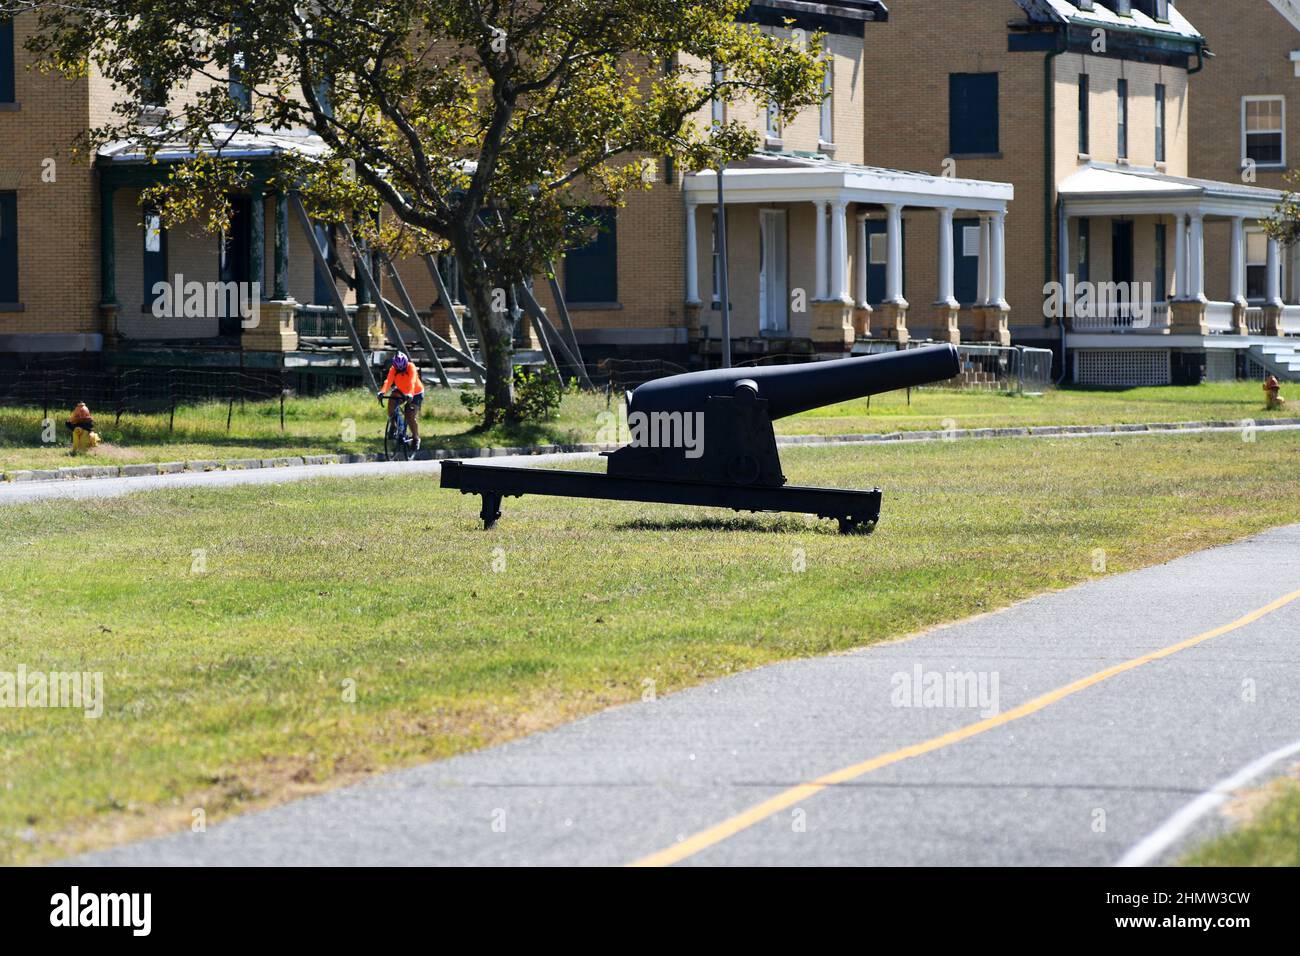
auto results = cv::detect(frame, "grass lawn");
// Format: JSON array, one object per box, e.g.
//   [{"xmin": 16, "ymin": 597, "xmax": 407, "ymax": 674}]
[
  {"xmin": 2, "ymin": 429, "xmax": 1300, "ymax": 863},
  {"xmin": 0, "ymin": 388, "xmax": 610, "ymax": 473},
  {"xmin": 1182, "ymin": 777, "xmax": 1300, "ymax": 866},
  {"xmin": 1, "ymin": 381, "xmax": 1290, "ymax": 473}
]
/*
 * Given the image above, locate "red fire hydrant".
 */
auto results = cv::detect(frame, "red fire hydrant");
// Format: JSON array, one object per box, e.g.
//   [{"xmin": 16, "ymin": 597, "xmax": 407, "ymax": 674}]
[{"xmin": 1263, "ymin": 375, "xmax": 1285, "ymax": 410}]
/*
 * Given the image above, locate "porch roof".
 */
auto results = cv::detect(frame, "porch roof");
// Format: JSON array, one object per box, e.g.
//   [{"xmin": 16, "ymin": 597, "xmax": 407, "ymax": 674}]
[
  {"xmin": 97, "ymin": 125, "xmax": 329, "ymax": 165},
  {"xmin": 1016, "ymin": 1, "xmax": 1202, "ymax": 42},
  {"xmin": 1059, "ymin": 164, "xmax": 1285, "ymax": 219},
  {"xmin": 684, "ymin": 152, "xmax": 1013, "ymax": 212}
]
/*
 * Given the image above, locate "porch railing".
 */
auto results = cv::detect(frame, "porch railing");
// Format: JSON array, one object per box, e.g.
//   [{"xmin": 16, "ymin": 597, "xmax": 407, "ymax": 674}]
[
  {"xmin": 1245, "ymin": 307, "xmax": 1265, "ymax": 334},
  {"xmin": 1282, "ymin": 305, "xmax": 1300, "ymax": 336},
  {"xmin": 295, "ymin": 303, "xmax": 355, "ymax": 338},
  {"xmin": 1204, "ymin": 301, "xmax": 1235, "ymax": 334},
  {"xmin": 1070, "ymin": 301, "xmax": 1169, "ymax": 332}
]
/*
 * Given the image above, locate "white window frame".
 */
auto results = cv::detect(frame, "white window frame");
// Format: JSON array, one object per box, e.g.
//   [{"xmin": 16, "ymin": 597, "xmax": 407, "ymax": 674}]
[
  {"xmin": 711, "ymin": 66, "xmax": 725, "ymax": 129},
  {"xmin": 765, "ymin": 99, "xmax": 783, "ymax": 142},
  {"xmin": 1242, "ymin": 95, "xmax": 1286, "ymax": 170},
  {"xmin": 1246, "ymin": 226, "xmax": 1269, "ymax": 301},
  {"xmin": 819, "ymin": 44, "xmax": 834, "ymax": 146}
]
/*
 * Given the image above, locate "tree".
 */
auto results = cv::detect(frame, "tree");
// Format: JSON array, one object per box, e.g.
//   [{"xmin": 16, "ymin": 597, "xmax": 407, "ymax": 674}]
[{"xmin": 5, "ymin": 0, "xmax": 827, "ymax": 424}]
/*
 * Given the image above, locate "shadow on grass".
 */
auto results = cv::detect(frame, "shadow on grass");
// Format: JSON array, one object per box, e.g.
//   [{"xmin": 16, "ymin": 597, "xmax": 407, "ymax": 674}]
[{"xmin": 613, "ymin": 514, "xmax": 837, "ymax": 535}]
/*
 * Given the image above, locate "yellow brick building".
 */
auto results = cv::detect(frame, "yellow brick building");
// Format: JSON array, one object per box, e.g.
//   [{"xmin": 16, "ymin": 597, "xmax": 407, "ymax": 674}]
[{"xmin": 3, "ymin": 1, "xmax": 1297, "ymax": 388}]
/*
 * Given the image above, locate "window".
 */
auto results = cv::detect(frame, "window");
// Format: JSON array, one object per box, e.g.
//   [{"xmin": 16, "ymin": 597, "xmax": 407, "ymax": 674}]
[
  {"xmin": 1243, "ymin": 97, "xmax": 1285, "ymax": 168},
  {"xmin": 1, "ymin": 17, "xmax": 14, "ymax": 104},
  {"xmin": 765, "ymin": 99, "xmax": 782, "ymax": 141},
  {"xmin": 710, "ymin": 211, "xmax": 720, "ymax": 304},
  {"xmin": 1134, "ymin": 0, "xmax": 1168, "ymax": 20},
  {"xmin": 1078, "ymin": 74, "xmax": 1090, "ymax": 155},
  {"xmin": 229, "ymin": 16, "xmax": 251, "ymax": 112},
  {"xmin": 1075, "ymin": 218, "xmax": 1091, "ymax": 286},
  {"xmin": 143, "ymin": 210, "xmax": 167, "ymax": 311},
  {"xmin": 229, "ymin": 50, "xmax": 251, "ymax": 111},
  {"xmin": 565, "ymin": 207, "xmax": 617, "ymax": 304},
  {"xmin": 1154, "ymin": 223, "xmax": 1167, "ymax": 301},
  {"xmin": 312, "ymin": 223, "xmax": 337, "ymax": 305},
  {"xmin": 819, "ymin": 46, "xmax": 833, "ymax": 144},
  {"xmin": 949, "ymin": 73, "xmax": 999, "ymax": 156},
  {"xmin": 1113, "ymin": 0, "xmax": 1132, "ymax": 15},
  {"xmin": 1155, "ymin": 83, "xmax": 1166, "ymax": 164},
  {"xmin": 1117, "ymin": 78, "xmax": 1128, "ymax": 160},
  {"xmin": 710, "ymin": 67, "xmax": 724, "ymax": 128},
  {"xmin": 1247, "ymin": 229, "xmax": 1268, "ymax": 300},
  {"xmin": 0, "ymin": 192, "xmax": 16, "ymax": 303},
  {"xmin": 955, "ymin": 219, "xmax": 981, "ymax": 305}
]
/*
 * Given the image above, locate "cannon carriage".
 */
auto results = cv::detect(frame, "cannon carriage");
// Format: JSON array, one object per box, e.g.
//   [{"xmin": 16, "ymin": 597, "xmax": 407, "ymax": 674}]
[{"xmin": 440, "ymin": 344, "xmax": 961, "ymax": 534}]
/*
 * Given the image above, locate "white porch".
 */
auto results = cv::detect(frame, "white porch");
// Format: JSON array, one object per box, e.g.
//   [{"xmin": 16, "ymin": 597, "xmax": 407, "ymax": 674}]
[
  {"xmin": 1059, "ymin": 166, "xmax": 1299, "ymax": 339},
  {"xmin": 683, "ymin": 154, "xmax": 1014, "ymax": 352}
]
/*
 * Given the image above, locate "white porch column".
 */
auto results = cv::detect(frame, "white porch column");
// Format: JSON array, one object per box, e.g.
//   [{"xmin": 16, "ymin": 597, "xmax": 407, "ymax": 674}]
[
  {"xmin": 1189, "ymin": 213, "xmax": 1206, "ymax": 302},
  {"xmin": 936, "ymin": 207, "xmax": 957, "ymax": 308},
  {"xmin": 884, "ymin": 203, "xmax": 905, "ymax": 306},
  {"xmin": 1266, "ymin": 235, "xmax": 1283, "ymax": 306},
  {"xmin": 976, "ymin": 215, "xmax": 991, "ymax": 306},
  {"xmin": 855, "ymin": 212, "xmax": 869, "ymax": 308},
  {"xmin": 813, "ymin": 200, "xmax": 828, "ymax": 300},
  {"xmin": 1173, "ymin": 213, "xmax": 1188, "ymax": 300},
  {"xmin": 830, "ymin": 199, "xmax": 849, "ymax": 302},
  {"xmin": 990, "ymin": 210, "xmax": 1008, "ymax": 309},
  {"xmin": 684, "ymin": 200, "xmax": 701, "ymax": 305},
  {"xmin": 1229, "ymin": 217, "xmax": 1245, "ymax": 306}
]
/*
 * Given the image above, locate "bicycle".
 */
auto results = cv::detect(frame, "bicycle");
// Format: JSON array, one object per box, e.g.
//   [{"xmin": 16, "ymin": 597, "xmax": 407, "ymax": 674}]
[{"xmin": 381, "ymin": 392, "xmax": 417, "ymax": 461}]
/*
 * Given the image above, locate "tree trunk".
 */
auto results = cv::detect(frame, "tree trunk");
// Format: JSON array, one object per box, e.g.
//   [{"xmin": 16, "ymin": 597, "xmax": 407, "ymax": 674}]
[{"xmin": 454, "ymin": 234, "xmax": 514, "ymax": 426}]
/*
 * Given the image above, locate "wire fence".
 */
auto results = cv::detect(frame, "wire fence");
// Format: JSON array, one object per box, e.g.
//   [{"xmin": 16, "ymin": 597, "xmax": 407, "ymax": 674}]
[{"xmin": 0, "ymin": 359, "xmax": 311, "ymax": 431}]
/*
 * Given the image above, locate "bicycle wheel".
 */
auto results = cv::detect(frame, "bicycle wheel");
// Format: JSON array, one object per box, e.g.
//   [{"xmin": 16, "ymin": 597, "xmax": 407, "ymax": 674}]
[{"xmin": 384, "ymin": 418, "xmax": 409, "ymax": 461}]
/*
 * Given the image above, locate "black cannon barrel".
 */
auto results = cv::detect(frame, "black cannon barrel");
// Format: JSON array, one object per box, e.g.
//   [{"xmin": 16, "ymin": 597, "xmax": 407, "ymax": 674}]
[{"xmin": 628, "ymin": 344, "xmax": 960, "ymax": 421}]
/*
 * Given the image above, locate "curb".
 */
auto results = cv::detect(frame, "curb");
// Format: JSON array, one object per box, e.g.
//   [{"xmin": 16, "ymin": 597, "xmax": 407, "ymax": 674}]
[{"xmin": 5, "ymin": 417, "xmax": 1300, "ymax": 485}]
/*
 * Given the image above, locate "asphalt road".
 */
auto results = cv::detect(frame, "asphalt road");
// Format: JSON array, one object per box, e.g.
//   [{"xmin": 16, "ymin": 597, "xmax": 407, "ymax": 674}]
[{"xmin": 70, "ymin": 523, "xmax": 1300, "ymax": 867}]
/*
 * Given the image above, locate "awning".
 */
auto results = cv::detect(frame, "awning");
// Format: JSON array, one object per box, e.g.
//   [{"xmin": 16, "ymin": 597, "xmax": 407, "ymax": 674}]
[
  {"xmin": 684, "ymin": 152, "xmax": 1013, "ymax": 212},
  {"xmin": 1059, "ymin": 165, "xmax": 1284, "ymax": 219}
]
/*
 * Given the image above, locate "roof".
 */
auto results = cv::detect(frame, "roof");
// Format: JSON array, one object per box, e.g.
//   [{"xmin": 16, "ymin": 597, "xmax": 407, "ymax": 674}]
[
  {"xmin": 686, "ymin": 151, "xmax": 1013, "ymax": 210},
  {"xmin": 98, "ymin": 125, "xmax": 329, "ymax": 164},
  {"xmin": 1059, "ymin": 164, "xmax": 1284, "ymax": 216},
  {"xmin": 1015, "ymin": 1, "xmax": 1203, "ymax": 42}
]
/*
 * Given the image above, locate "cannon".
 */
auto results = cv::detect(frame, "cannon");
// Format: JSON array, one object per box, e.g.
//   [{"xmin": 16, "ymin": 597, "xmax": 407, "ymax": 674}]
[{"xmin": 440, "ymin": 344, "xmax": 961, "ymax": 534}]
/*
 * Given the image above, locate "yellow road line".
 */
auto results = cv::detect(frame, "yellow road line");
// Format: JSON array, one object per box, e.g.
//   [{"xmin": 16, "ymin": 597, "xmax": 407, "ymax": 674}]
[{"xmin": 629, "ymin": 588, "xmax": 1300, "ymax": 867}]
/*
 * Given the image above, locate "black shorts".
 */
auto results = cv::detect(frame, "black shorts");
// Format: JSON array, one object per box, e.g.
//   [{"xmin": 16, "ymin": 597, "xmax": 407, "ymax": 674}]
[{"xmin": 394, "ymin": 392, "xmax": 423, "ymax": 410}]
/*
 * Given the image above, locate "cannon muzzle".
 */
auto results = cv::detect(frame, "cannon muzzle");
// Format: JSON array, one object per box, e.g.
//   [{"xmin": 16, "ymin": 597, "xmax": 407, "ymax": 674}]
[{"xmin": 628, "ymin": 344, "xmax": 960, "ymax": 421}]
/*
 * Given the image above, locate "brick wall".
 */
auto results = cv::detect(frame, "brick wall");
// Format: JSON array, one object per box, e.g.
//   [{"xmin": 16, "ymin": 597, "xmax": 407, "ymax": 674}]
[{"xmin": 0, "ymin": 13, "xmax": 98, "ymax": 339}]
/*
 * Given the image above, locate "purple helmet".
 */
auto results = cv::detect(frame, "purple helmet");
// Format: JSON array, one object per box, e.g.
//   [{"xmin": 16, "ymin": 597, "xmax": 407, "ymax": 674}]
[{"xmin": 393, "ymin": 352, "xmax": 409, "ymax": 372}]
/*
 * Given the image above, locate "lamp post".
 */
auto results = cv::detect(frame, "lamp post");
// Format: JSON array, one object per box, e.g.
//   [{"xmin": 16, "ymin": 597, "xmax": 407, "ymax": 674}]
[{"xmin": 716, "ymin": 160, "xmax": 732, "ymax": 369}]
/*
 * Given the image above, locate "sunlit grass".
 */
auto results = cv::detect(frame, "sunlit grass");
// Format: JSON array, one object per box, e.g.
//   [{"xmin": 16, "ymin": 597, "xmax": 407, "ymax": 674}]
[{"xmin": 2, "ymin": 430, "xmax": 1299, "ymax": 862}]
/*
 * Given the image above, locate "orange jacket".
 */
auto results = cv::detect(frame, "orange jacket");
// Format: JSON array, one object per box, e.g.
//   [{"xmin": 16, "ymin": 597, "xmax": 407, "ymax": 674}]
[{"xmin": 382, "ymin": 364, "xmax": 424, "ymax": 397}]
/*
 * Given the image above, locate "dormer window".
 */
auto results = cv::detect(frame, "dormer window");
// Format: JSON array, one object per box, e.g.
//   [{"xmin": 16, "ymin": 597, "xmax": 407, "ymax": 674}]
[{"xmin": 1113, "ymin": 0, "xmax": 1132, "ymax": 17}]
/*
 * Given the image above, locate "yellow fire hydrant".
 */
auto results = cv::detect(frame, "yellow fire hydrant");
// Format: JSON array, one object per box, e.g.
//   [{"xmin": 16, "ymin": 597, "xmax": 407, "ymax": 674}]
[
  {"xmin": 67, "ymin": 402, "xmax": 101, "ymax": 454},
  {"xmin": 1263, "ymin": 375, "xmax": 1285, "ymax": 411}
]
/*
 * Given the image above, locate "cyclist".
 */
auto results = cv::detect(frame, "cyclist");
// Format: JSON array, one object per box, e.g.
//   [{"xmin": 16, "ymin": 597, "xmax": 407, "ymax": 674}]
[{"xmin": 379, "ymin": 352, "xmax": 424, "ymax": 451}]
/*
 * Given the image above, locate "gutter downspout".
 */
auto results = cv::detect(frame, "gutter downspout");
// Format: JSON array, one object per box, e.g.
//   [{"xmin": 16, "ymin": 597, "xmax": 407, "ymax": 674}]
[{"xmin": 1045, "ymin": 26, "xmax": 1069, "ymax": 383}]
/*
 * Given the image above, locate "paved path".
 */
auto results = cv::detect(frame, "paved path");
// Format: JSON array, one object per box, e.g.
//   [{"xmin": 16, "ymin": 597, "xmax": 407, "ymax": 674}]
[
  {"xmin": 9, "ymin": 420, "xmax": 1300, "ymax": 508},
  {"xmin": 0, "ymin": 453, "xmax": 600, "ymax": 506},
  {"xmin": 73, "ymin": 524, "xmax": 1300, "ymax": 866}
]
